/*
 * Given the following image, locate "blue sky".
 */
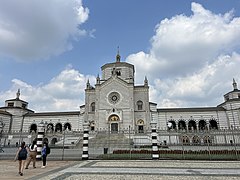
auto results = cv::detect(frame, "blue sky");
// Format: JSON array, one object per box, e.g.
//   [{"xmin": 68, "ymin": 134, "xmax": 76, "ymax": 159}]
[{"xmin": 0, "ymin": 0, "xmax": 240, "ymax": 112}]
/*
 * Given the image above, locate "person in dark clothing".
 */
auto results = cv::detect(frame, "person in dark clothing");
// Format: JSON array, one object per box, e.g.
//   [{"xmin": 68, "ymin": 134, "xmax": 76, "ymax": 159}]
[
  {"xmin": 41, "ymin": 142, "xmax": 49, "ymax": 168},
  {"xmin": 14, "ymin": 141, "xmax": 28, "ymax": 176}
]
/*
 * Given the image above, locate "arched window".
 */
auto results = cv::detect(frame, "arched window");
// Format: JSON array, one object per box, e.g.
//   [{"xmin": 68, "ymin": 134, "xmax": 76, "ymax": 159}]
[
  {"xmin": 167, "ymin": 120, "xmax": 177, "ymax": 131},
  {"xmin": 64, "ymin": 122, "xmax": 71, "ymax": 131},
  {"xmin": 180, "ymin": 135, "xmax": 190, "ymax": 145},
  {"xmin": 192, "ymin": 136, "xmax": 201, "ymax": 145},
  {"xmin": 178, "ymin": 120, "xmax": 186, "ymax": 131},
  {"xmin": 55, "ymin": 123, "xmax": 62, "ymax": 133},
  {"xmin": 51, "ymin": 138, "xmax": 57, "ymax": 145},
  {"xmin": 137, "ymin": 100, "xmax": 143, "ymax": 110},
  {"xmin": 90, "ymin": 102, "xmax": 95, "ymax": 112},
  {"xmin": 203, "ymin": 136, "xmax": 212, "ymax": 145},
  {"xmin": 188, "ymin": 120, "xmax": 197, "ymax": 131},
  {"xmin": 29, "ymin": 124, "xmax": 37, "ymax": 133},
  {"xmin": 199, "ymin": 120, "xmax": 207, "ymax": 131},
  {"xmin": 209, "ymin": 119, "xmax": 218, "ymax": 130},
  {"xmin": 46, "ymin": 123, "xmax": 54, "ymax": 133}
]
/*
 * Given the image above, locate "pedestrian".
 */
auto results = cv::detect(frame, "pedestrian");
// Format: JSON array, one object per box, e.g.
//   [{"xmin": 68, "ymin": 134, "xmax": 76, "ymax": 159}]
[
  {"xmin": 14, "ymin": 141, "xmax": 28, "ymax": 176},
  {"xmin": 25, "ymin": 140, "xmax": 37, "ymax": 169},
  {"xmin": 41, "ymin": 142, "xmax": 50, "ymax": 168}
]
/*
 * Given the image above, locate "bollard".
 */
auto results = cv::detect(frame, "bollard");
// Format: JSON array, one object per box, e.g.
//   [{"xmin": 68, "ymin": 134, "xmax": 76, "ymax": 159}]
[
  {"xmin": 151, "ymin": 122, "xmax": 159, "ymax": 160},
  {"xmin": 36, "ymin": 121, "xmax": 44, "ymax": 160},
  {"xmin": 82, "ymin": 122, "xmax": 89, "ymax": 160}
]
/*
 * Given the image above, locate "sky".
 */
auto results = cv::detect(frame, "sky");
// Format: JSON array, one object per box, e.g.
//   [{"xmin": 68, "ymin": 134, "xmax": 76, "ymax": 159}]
[{"xmin": 0, "ymin": 0, "xmax": 240, "ymax": 112}]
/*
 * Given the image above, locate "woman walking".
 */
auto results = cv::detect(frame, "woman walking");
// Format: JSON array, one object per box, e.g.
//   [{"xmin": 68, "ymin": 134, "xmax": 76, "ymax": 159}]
[
  {"xmin": 25, "ymin": 140, "xmax": 37, "ymax": 169},
  {"xmin": 14, "ymin": 141, "xmax": 28, "ymax": 176}
]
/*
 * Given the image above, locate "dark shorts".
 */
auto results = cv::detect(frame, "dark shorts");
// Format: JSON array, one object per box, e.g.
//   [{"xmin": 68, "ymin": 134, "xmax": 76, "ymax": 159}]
[{"xmin": 18, "ymin": 157, "xmax": 27, "ymax": 161}]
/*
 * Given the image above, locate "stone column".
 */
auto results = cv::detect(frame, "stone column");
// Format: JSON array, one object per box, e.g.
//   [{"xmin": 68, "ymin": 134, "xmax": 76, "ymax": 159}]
[
  {"xmin": 36, "ymin": 121, "xmax": 44, "ymax": 160},
  {"xmin": 82, "ymin": 122, "xmax": 89, "ymax": 160},
  {"xmin": 151, "ymin": 121, "xmax": 159, "ymax": 160}
]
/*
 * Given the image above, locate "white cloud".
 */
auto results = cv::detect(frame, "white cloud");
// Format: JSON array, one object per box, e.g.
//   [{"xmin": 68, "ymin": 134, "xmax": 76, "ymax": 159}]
[
  {"xmin": 1, "ymin": 2, "xmax": 240, "ymax": 111},
  {"xmin": 0, "ymin": 66, "xmax": 95, "ymax": 112},
  {"xmin": 0, "ymin": 0, "xmax": 89, "ymax": 61},
  {"xmin": 127, "ymin": 2, "xmax": 240, "ymax": 107}
]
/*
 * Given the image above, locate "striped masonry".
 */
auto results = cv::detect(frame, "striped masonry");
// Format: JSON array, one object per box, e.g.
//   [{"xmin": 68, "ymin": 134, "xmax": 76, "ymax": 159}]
[
  {"xmin": 82, "ymin": 123, "xmax": 89, "ymax": 160},
  {"xmin": 36, "ymin": 122, "xmax": 45, "ymax": 160},
  {"xmin": 151, "ymin": 126, "xmax": 159, "ymax": 160}
]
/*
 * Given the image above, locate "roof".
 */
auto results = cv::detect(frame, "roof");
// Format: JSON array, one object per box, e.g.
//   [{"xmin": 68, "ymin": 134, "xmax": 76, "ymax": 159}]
[
  {"xmin": 27, "ymin": 111, "xmax": 80, "ymax": 116},
  {"xmin": 0, "ymin": 110, "xmax": 11, "ymax": 115},
  {"xmin": 157, "ymin": 106, "xmax": 225, "ymax": 112},
  {"xmin": 101, "ymin": 61, "xmax": 134, "ymax": 71},
  {"xmin": 5, "ymin": 98, "xmax": 28, "ymax": 104},
  {"xmin": 0, "ymin": 106, "xmax": 34, "ymax": 113},
  {"xmin": 217, "ymin": 98, "xmax": 240, "ymax": 107}
]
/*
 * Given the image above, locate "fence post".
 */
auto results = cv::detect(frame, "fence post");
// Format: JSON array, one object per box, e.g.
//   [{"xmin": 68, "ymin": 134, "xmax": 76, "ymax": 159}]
[
  {"xmin": 82, "ymin": 122, "xmax": 89, "ymax": 160},
  {"xmin": 36, "ymin": 121, "xmax": 44, "ymax": 160},
  {"xmin": 151, "ymin": 122, "xmax": 159, "ymax": 160}
]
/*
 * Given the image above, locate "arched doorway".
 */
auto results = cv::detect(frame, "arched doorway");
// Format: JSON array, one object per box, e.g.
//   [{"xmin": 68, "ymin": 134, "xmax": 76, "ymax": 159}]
[
  {"xmin": 51, "ymin": 138, "xmax": 58, "ymax": 145},
  {"xmin": 137, "ymin": 119, "xmax": 144, "ymax": 133},
  {"xmin": 199, "ymin": 120, "xmax": 207, "ymax": 131},
  {"xmin": 168, "ymin": 120, "xmax": 177, "ymax": 131},
  {"xmin": 111, "ymin": 123, "xmax": 118, "ymax": 133},
  {"xmin": 55, "ymin": 123, "xmax": 62, "ymax": 133},
  {"xmin": 64, "ymin": 122, "xmax": 71, "ymax": 131},
  {"xmin": 46, "ymin": 123, "xmax": 54, "ymax": 133},
  {"xmin": 109, "ymin": 115, "xmax": 119, "ymax": 133},
  {"xmin": 178, "ymin": 120, "xmax": 186, "ymax": 131},
  {"xmin": 43, "ymin": 138, "xmax": 49, "ymax": 144},
  {"xmin": 209, "ymin": 119, "xmax": 218, "ymax": 130},
  {"xmin": 30, "ymin": 124, "xmax": 37, "ymax": 133},
  {"xmin": 188, "ymin": 120, "xmax": 197, "ymax": 131}
]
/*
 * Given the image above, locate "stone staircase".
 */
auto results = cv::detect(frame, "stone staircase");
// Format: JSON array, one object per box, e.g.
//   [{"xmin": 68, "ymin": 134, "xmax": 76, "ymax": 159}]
[{"xmin": 89, "ymin": 132, "xmax": 133, "ymax": 149}]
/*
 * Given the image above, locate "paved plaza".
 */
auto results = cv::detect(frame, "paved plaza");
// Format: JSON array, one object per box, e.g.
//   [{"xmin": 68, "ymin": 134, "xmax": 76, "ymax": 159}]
[{"xmin": 0, "ymin": 160, "xmax": 240, "ymax": 180}]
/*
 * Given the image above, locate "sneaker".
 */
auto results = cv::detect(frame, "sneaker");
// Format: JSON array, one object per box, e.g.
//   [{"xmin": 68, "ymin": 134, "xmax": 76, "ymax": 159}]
[
  {"xmin": 25, "ymin": 167, "xmax": 28, "ymax": 169},
  {"xmin": 41, "ymin": 166, "xmax": 46, "ymax": 168},
  {"xmin": 20, "ymin": 173, "xmax": 23, "ymax": 176}
]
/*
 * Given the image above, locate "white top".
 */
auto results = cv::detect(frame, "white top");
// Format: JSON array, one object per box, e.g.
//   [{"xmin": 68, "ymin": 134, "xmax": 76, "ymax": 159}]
[{"xmin": 29, "ymin": 144, "xmax": 37, "ymax": 152}]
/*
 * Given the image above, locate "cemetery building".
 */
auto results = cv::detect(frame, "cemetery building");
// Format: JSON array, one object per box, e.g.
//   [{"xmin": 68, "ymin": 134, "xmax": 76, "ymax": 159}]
[{"xmin": 0, "ymin": 52, "xmax": 240, "ymax": 146}]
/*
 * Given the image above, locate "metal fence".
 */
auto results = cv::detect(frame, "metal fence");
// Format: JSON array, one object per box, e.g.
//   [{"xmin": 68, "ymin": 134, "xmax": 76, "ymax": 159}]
[{"xmin": 87, "ymin": 129, "xmax": 240, "ymax": 160}]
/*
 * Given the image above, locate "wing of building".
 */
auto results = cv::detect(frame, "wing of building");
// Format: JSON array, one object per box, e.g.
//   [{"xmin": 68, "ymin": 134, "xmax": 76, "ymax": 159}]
[{"xmin": 0, "ymin": 53, "xmax": 240, "ymax": 146}]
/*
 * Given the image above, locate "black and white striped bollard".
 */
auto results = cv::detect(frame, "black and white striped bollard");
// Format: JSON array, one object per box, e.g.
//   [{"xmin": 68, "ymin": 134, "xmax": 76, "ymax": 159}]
[
  {"xmin": 151, "ymin": 122, "xmax": 159, "ymax": 160},
  {"xmin": 36, "ymin": 121, "xmax": 44, "ymax": 160},
  {"xmin": 82, "ymin": 122, "xmax": 89, "ymax": 160}
]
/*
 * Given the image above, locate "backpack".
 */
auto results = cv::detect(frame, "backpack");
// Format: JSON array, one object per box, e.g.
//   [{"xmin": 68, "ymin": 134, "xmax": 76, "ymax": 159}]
[
  {"xmin": 46, "ymin": 146, "xmax": 50, "ymax": 155},
  {"xmin": 18, "ymin": 147, "xmax": 27, "ymax": 159}
]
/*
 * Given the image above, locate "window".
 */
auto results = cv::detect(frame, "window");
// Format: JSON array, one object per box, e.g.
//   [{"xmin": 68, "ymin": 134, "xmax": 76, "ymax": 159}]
[
  {"xmin": 8, "ymin": 102, "xmax": 14, "ymax": 107},
  {"xmin": 90, "ymin": 102, "xmax": 95, "ymax": 112},
  {"xmin": 137, "ymin": 100, "xmax": 143, "ymax": 110},
  {"xmin": 116, "ymin": 70, "xmax": 121, "ymax": 76}
]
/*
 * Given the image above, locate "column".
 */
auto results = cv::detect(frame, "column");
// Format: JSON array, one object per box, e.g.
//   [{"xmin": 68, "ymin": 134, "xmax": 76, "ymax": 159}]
[
  {"xmin": 36, "ymin": 121, "xmax": 44, "ymax": 160},
  {"xmin": 151, "ymin": 121, "xmax": 159, "ymax": 160},
  {"xmin": 82, "ymin": 122, "xmax": 89, "ymax": 160}
]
